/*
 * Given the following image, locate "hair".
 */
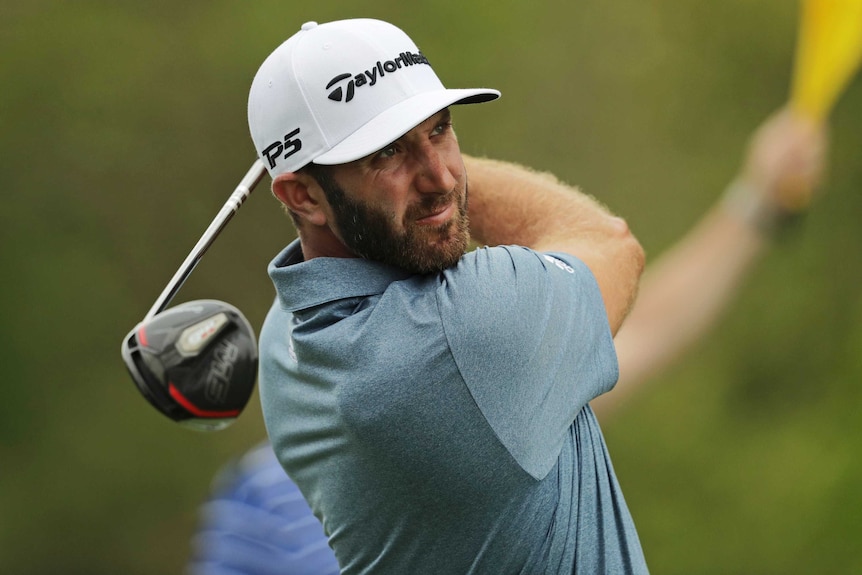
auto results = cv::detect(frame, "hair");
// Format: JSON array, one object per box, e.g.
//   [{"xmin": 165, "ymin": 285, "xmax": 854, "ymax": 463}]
[
  {"xmin": 277, "ymin": 162, "xmax": 336, "ymax": 227},
  {"xmin": 299, "ymin": 162, "xmax": 336, "ymax": 191}
]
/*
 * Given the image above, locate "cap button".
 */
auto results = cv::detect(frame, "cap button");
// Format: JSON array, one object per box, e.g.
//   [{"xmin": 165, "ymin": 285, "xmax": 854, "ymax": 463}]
[{"xmin": 301, "ymin": 21, "xmax": 318, "ymax": 31}]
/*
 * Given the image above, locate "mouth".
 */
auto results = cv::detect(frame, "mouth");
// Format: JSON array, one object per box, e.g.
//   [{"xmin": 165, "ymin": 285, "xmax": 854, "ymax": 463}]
[{"xmin": 415, "ymin": 200, "xmax": 456, "ymax": 226}]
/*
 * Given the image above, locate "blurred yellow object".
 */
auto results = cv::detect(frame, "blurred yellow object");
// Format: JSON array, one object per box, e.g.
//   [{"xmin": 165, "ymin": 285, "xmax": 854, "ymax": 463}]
[{"xmin": 790, "ymin": 0, "xmax": 862, "ymax": 119}]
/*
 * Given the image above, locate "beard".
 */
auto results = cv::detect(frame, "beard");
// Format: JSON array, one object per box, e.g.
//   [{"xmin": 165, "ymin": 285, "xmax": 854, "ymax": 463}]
[{"xmin": 318, "ymin": 172, "xmax": 471, "ymax": 275}]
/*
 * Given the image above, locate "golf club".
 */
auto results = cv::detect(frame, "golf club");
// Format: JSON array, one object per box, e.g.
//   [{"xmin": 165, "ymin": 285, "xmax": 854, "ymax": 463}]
[{"xmin": 121, "ymin": 159, "xmax": 267, "ymax": 431}]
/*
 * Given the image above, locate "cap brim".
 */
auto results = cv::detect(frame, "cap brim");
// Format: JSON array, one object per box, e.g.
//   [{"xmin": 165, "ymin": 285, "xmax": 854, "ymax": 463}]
[{"xmin": 313, "ymin": 88, "xmax": 499, "ymax": 165}]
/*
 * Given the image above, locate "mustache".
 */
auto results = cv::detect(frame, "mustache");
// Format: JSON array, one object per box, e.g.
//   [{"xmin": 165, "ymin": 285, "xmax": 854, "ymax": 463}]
[{"xmin": 405, "ymin": 190, "xmax": 461, "ymax": 220}]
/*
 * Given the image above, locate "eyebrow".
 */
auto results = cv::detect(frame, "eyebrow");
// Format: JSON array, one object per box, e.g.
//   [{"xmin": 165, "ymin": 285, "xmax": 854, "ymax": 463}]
[
  {"xmin": 434, "ymin": 108, "xmax": 452, "ymax": 124},
  {"xmin": 409, "ymin": 108, "xmax": 452, "ymax": 139},
  {"xmin": 369, "ymin": 108, "xmax": 452, "ymax": 158}
]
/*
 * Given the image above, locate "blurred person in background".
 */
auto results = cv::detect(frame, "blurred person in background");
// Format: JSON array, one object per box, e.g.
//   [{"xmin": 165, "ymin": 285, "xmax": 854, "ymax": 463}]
[{"xmin": 187, "ymin": 104, "xmax": 826, "ymax": 574}]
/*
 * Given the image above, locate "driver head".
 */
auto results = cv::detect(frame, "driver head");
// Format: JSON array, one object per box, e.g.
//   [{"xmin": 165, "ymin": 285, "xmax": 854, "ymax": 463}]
[{"xmin": 121, "ymin": 300, "xmax": 258, "ymax": 431}]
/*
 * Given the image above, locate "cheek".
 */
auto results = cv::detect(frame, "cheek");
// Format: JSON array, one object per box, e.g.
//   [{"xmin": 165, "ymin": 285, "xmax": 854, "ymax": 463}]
[
  {"xmin": 364, "ymin": 179, "xmax": 413, "ymax": 222},
  {"xmin": 363, "ymin": 193, "xmax": 406, "ymax": 229},
  {"xmin": 445, "ymin": 148, "xmax": 467, "ymax": 188}
]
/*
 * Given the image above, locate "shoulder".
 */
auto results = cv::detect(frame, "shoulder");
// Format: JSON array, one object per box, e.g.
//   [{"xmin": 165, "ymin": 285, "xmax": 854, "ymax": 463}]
[
  {"xmin": 436, "ymin": 246, "xmax": 615, "ymax": 394},
  {"xmin": 436, "ymin": 245, "xmax": 604, "ymax": 339},
  {"xmin": 441, "ymin": 245, "xmax": 596, "ymax": 298}
]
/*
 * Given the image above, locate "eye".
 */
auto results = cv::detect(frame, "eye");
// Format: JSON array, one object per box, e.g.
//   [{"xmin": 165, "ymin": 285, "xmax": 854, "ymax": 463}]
[
  {"xmin": 376, "ymin": 144, "xmax": 398, "ymax": 159},
  {"xmin": 432, "ymin": 120, "xmax": 453, "ymax": 136}
]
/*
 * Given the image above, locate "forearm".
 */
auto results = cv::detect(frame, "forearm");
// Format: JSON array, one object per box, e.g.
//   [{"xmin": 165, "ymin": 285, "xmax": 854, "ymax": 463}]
[
  {"xmin": 464, "ymin": 155, "xmax": 645, "ymax": 334},
  {"xmin": 465, "ymin": 155, "xmax": 613, "ymax": 247}
]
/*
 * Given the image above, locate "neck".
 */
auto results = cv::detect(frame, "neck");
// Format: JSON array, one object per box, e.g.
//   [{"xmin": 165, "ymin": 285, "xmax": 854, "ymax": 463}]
[{"xmin": 297, "ymin": 225, "xmax": 357, "ymax": 261}]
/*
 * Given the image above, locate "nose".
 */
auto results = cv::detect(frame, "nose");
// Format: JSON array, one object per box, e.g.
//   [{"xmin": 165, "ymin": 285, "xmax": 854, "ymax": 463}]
[{"xmin": 413, "ymin": 143, "xmax": 457, "ymax": 194}]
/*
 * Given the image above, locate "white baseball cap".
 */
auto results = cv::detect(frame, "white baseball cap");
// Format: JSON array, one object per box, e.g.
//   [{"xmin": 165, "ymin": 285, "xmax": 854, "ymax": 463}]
[{"xmin": 247, "ymin": 19, "xmax": 500, "ymax": 177}]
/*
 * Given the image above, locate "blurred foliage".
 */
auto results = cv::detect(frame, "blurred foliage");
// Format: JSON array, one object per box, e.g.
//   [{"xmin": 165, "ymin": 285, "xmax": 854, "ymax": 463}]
[{"xmin": 1, "ymin": 1, "xmax": 861, "ymax": 573}]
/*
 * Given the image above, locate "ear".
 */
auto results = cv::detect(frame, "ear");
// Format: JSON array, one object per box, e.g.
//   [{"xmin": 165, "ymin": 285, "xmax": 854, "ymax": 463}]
[{"xmin": 271, "ymin": 172, "xmax": 328, "ymax": 227}]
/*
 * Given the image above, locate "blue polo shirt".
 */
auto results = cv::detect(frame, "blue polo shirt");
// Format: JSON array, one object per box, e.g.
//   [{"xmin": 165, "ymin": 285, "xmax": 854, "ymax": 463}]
[{"xmin": 259, "ymin": 240, "xmax": 648, "ymax": 574}]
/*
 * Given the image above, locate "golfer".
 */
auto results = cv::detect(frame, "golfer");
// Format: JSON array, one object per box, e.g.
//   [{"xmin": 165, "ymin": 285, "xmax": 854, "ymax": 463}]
[
  {"xmin": 190, "ymin": 18, "xmax": 825, "ymax": 575},
  {"xmin": 249, "ymin": 17, "xmax": 663, "ymax": 574}
]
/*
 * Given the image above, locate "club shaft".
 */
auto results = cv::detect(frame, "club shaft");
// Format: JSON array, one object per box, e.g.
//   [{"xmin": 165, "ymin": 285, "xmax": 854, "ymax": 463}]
[{"xmin": 144, "ymin": 159, "xmax": 268, "ymax": 321}]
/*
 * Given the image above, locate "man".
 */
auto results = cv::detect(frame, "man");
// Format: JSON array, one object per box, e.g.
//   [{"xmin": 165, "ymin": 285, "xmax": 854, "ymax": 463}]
[
  {"xmin": 249, "ymin": 17, "xmax": 644, "ymax": 574},
  {"xmin": 237, "ymin": 18, "xmax": 824, "ymax": 575}
]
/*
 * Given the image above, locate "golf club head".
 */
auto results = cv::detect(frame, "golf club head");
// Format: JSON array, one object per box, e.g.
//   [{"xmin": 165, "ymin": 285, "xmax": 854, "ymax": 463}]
[{"xmin": 121, "ymin": 300, "xmax": 258, "ymax": 431}]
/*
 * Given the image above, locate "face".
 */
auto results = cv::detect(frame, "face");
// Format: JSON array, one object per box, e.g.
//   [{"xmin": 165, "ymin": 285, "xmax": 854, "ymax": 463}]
[{"xmin": 317, "ymin": 109, "xmax": 470, "ymax": 274}]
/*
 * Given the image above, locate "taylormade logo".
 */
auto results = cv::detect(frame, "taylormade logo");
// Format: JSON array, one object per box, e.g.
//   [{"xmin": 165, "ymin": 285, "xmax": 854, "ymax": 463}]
[{"xmin": 326, "ymin": 51, "xmax": 431, "ymax": 103}]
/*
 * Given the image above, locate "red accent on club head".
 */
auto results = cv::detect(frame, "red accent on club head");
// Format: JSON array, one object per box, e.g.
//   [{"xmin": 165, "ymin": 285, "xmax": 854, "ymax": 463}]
[
  {"xmin": 137, "ymin": 325, "xmax": 149, "ymax": 347},
  {"xmin": 168, "ymin": 383, "xmax": 241, "ymax": 419}
]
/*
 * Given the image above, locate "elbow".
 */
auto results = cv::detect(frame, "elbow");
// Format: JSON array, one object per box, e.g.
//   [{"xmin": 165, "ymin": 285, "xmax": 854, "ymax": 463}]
[
  {"xmin": 612, "ymin": 216, "xmax": 646, "ymax": 278},
  {"xmin": 631, "ymin": 232, "xmax": 646, "ymax": 280},
  {"xmin": 611, "ymin": 216, "xmax": 646, "ymax": 333}
]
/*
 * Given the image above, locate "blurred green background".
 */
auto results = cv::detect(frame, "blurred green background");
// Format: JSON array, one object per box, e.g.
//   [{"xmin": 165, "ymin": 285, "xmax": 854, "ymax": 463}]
[{"xmin": 2, "ymin": 1, "xmax": 861, "ymax": 573}]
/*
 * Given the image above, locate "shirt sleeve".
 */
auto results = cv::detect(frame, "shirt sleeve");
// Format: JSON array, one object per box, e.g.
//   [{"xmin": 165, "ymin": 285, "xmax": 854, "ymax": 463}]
[{"xmin": 436, "ymin": 245, "xmax": 619, "ymax": 480}]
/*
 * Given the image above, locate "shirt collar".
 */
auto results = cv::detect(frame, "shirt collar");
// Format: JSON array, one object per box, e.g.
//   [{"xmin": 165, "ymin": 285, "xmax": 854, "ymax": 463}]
[{"xmin": 268, "ymin": 239, "xmax": 414, "ymax": 312}]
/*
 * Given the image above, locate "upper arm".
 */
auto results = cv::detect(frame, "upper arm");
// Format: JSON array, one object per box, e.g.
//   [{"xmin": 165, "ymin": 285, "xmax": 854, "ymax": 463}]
[
  {"xmin": 436, "ymin": 246, "xmax": 619, "ymax": 479},
  {"xmin": 534, "ymin": 219, "xmax": 645, "ymax": 336}
]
